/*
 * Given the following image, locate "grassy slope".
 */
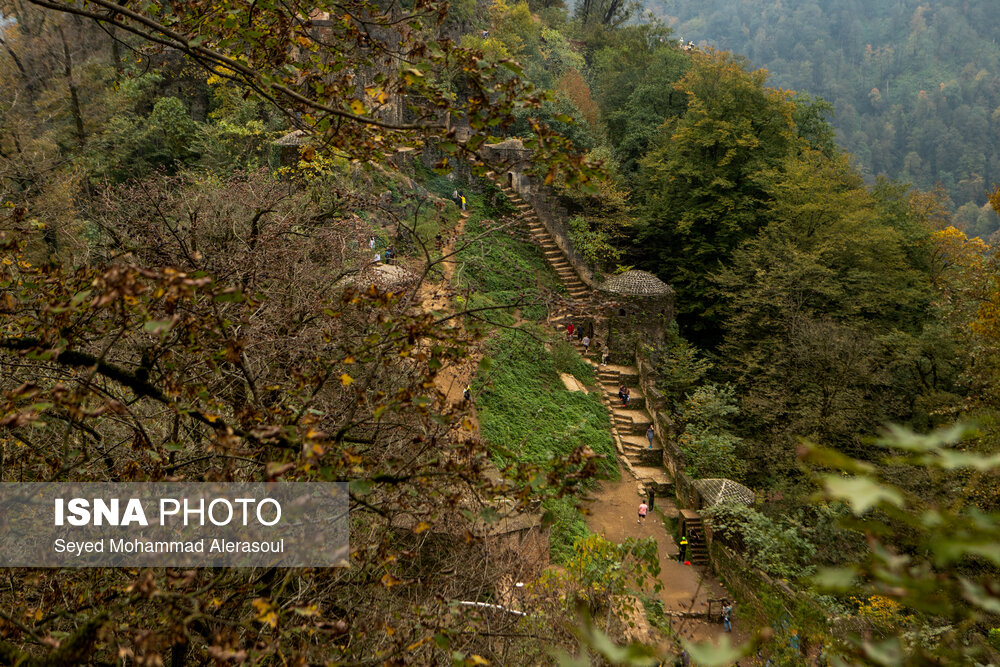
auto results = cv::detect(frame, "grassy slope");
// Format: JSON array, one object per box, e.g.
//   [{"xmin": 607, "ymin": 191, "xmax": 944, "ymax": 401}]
[{"xmin": 414, "ymin": 169, "xmax": 618, "ymax": 562}]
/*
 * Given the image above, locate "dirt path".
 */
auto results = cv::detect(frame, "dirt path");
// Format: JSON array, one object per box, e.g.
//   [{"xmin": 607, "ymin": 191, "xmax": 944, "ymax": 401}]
[
  {"xmin": 419, "ymin": 211, "xmax": 468, "ymax": 315},
  {"xmin": 584, "ymin": 465, "xmax": 752, "ymax": 647},
  {"xmin": 417, "ymin": 211, "xmax": 477, "ymax": 409}
]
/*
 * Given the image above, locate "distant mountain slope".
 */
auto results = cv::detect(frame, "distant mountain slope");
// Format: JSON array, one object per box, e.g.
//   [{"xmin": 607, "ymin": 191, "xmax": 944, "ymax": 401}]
[{"xmin": 647, "ymin": 0, "xmax": 1000, "ymax": 237}]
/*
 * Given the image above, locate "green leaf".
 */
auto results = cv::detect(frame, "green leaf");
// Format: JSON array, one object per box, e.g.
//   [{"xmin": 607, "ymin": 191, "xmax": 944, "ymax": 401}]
[
  {"xmin": 861, "ymin": 637, "xmax": 904, "ymax": 666},
  {"xmin": 682, "ymin": 635, "xmax": 750, "ymax": 667},
  {"xmin": 143, "ymin": 319, "xmax": 173, "ymax": 334},
  {"xmin": 821, "ymin": 475, "xmax": 904, "ymax": 515},
  {"xmin": 349, "ymin": 479, "xmax": 374, "ymax": 496},
  {"xmin": 213, "ymin": 289, "xmax": 245, "ymax": 303},
  {"xmin": 813, "ymin": 566, "xmax": 857, "ymax": 592}
]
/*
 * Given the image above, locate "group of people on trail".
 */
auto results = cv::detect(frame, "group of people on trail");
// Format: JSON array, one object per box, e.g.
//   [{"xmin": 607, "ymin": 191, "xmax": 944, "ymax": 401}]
[
  {"xmin": 565, "ymin": 323, "xmax": 596, "ymax": 359},
  {"xmin": 451, "ymin": 189, "xmax": 466, "ymax": 211},
  {"xmin": 369, "ymin": 236, "xmax": 395, "ymax": 265}
]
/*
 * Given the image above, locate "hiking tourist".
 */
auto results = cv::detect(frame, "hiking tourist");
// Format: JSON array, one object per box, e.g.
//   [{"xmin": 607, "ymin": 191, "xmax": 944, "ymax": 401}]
[
  {"xmin": 565, "ymin": 323, "xmax": 574, "ymax": 340},
  {"xmin": 722, "ymin": 601, "xmax": 734, "ymax": 632},
  {"xmin": 601, "ymin": 344, "xmax": 610, "ymax": 366},
  {"xmin": 621, "ymin": 386, "xmax": 630, "ymax": 406},
  {"xmin": 582, "ymin": 335, "xmax": 591, "ymax": 354},
  {"xmin": 647, "ymin": 424, "xmax": 655, "ymax": 449},
  {"xmin": 637, "ymin": 501, "xmax": 648, "ymax": 524},
  {"xmin": 678, "ymin": 535, "xmax": 688, "ymax": 562}
]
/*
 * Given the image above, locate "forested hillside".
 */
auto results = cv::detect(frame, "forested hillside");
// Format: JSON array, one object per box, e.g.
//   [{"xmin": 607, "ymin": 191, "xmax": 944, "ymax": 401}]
[
  {"xmin": 648, "ymin": 0, "xmax": 1000, "ymax": 238},
  {"xmin": 4, "ymin": 0, "xmax": 1000, "ymax": 662}
]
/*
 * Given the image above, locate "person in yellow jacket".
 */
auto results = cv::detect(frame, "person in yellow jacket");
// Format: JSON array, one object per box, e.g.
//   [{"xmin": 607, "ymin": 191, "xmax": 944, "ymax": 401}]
[{"xmin": 678, "ymin": 535, "xmax": 688, "ymax": 563}]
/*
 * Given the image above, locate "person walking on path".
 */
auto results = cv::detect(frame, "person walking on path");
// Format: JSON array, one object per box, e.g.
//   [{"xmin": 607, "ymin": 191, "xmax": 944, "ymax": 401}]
[
  {"xmin": 621, "ymin": 386, "xmax": 630, "ymax": 407},
  {"xmin": 646, "ymin": 424, "xmax": 655, "ymax": 449},
  {"xmin": 637, "ymin": 501, "xmax": 648, "ymax": 524},
  {"xmin": 582, "ymin": 335, "xmax": 591, "ymax": 355},
  {"xmin": 463, "ymin": 385, "xmax": 472, "ymax": 404},
  {"xmin": 459, "ymin": 191, "xmax": 466, "ymax": 211},
  {"xmin": 452, "ymin": 189, "xmax": 459, "ymax": 206},
  {"xmin": 565, "ymin": 323, "xmax": 574, "ymax": 340},
  {"xmin": 722, "ymin": 601, "xmax": 734, "ymax": 632},
  {"xmin": 678, "ymin": 535, "xmax": 688, "ymax": 562},
  {"xmin": 369, "ymin": 236, "xmax": 376, "ymax": 250},
  {"xmin": 600, "ymin": 344, "xmax": 609, "ymax": 366}
]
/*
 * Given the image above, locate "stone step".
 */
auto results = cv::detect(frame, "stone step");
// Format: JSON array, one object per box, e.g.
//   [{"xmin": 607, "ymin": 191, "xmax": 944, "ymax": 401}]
[
  {"xmin": 622, "ymin": 434, "xmax": 657, "ymax": 450},
  {"xmin": 608, "ymin": 392, "xmax": 646, "ymax": 410}
]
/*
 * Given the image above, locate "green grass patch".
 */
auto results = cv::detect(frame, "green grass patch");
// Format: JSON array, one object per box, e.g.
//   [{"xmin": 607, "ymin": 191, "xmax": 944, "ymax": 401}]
[
  {"xmin": 451, "ymin": 201, "xmax": 565, "ymax": 323},
  {"xmin": 474, "ymin": 326, "xmax": 617, "ymax": 479},
  {"xmin": 551, "ymin": 340, "xmax": 596, "ymax": 387},
  {"xmin": 473, "ymin": 325, "xmax": 617, "ymax": 564},
  {"xmin": 544, "ymin": 495, "xmax": 590, "ymax": 564}
]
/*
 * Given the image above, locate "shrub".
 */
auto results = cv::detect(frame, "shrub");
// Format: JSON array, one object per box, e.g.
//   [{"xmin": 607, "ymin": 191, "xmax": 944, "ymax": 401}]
[
  {"xmin": 677, "ymin": 384, "xmax": 746, "ymax": 480},
  {"xmin": 706, "ymin": 502, "xmax": 817, "ymax": 580}
]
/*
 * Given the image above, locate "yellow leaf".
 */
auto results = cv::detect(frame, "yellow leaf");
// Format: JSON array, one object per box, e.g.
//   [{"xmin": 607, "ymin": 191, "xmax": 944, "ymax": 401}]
[
  {"xmin": 381, "ymin": 573, "xmax": 403, "ymax": 587},
  {"xmin": 349, "ymin": 99, "xmax": 366, "ymax": 115},
  {"xmin": 340, "ymin": 373, "xmax": 353, "ymax": 386},
  {"xmin": 34, "ymin": 608, "xmax": 42, "ymax": 621},
  {"xmin": 414, "ymin": 521, "xmax": 431, "ymax": 533}
]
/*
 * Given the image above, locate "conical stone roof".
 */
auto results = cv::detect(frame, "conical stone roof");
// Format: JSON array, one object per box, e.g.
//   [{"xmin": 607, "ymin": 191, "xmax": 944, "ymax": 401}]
[
  {"xmin": 692, "ymin": 478, "xmax": 755, "ymax": 508},
  {"xmin": 599, "ymin": 270, "xmax": 673, "ymax": 297}
]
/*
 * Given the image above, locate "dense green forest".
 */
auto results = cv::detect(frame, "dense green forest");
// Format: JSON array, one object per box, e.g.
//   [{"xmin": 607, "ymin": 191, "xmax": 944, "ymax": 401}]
[
  {"xmin": 647, "ymin": 0, "xmax": 1000, "ymax": 239},
  {"xmin": 4, "ymin": 0, "xmax": 1000, "ymax": 662}
]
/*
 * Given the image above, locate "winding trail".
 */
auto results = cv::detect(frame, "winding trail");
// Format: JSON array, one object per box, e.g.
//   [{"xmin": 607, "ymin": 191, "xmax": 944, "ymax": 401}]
[
  {"xmin": 421, "ymin": 198, "xmax": 753, "ymax": 655},
  {"xmin": 417, "ymin": 210, "xmax": 475, "ymax": 408}
]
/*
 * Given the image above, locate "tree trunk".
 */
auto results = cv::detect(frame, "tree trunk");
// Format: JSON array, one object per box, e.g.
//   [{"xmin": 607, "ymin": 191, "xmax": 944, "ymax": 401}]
[{"xmin": 58, "ymin": 26, "xmax": 86, "ymax": 144}]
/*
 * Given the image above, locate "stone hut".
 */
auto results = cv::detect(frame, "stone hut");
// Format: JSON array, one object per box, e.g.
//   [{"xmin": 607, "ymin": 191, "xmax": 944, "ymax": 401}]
[
  {"xmin": 598, "ymin": 270, "xmax": 675, "ymax": 354},
  {"xmin": 274, "ymin": 130, "xmax": 309, "ymax": 167},
  {"xmin": 482, "ymin": 139, "xmax": 534, "ymax": 193}
]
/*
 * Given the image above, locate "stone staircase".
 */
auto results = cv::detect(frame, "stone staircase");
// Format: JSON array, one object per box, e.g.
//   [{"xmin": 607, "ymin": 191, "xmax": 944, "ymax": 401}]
[
  {"xmin": 680, "ymin": 512, "xmax": 710, "ymax": 566},
  {"xmin": 498, "ymin": 183, "xmax": 590, "ymax": 300},
  {"xmin": 485, "ymin": 173, "xmax": 671, "ymax": 498},
  {"xmin": 569, "ymin": 340, "xmax": 673, "ymax": 495}
]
